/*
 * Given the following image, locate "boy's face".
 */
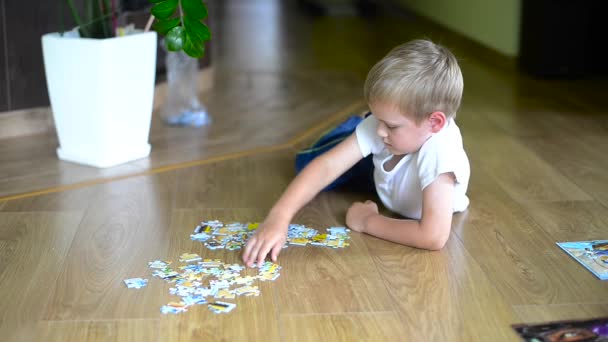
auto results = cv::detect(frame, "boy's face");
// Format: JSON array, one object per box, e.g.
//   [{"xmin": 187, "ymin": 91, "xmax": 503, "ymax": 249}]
[{"xmin": 370, "ymin": 102, "xmax": 433, "ymax": 156}]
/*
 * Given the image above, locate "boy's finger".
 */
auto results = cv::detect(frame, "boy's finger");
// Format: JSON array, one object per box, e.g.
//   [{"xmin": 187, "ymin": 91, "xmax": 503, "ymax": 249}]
[
  {"xmin": 270, "ymin": 244, "xmax": 282, "ymax": 262},
  {"xmin": 242, "ymin": 237, "xmax": 256, "ymax": 263},
  {"xmin": 256, "ymin": 242, "xmax": 271, "ymax": 267},
  {"xmin": 246, "ymin": 240, "xmax": 262, "ymax": 267}
]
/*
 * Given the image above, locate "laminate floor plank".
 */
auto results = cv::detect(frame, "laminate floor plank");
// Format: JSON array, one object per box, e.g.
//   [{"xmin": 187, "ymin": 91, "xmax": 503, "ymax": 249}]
[
  {"xmin": 467, "ymin": 135, "xmax": 591, "ymax": 203},
  {"xmin": 44, "ymin": 173, "xmax": 178, "ymax": 320},
  {"xmin": 33, "ymin": 319, "xmax": 159, "ymax": 342},
  {"xmin": 0, "ymin": 211, "xmax": 84, "ymax": 342},
  {"xmin": 523, "ymin": 134, "xmax": 608, "ymax": 208},
  {"xmin": 279, "ymin": 312, "xmax": 408, "ymax": 341},
  {"xmin": 160, "ymin": 208, "xmax": 280, "ymax": 342},
  {"xmin": 454, "ymin": 168, "xmax": 608, "ymax": 305},
  {"xmin": 513, "ymin": 304, "xmax": 608, "ymax": 323},
  {"xmin": 0, "ymin": 0, "xmax": 607, "ymax": 340},
  {"xmin": 365, "ymin": 226, "xmax": 520, "ymax": 341}
]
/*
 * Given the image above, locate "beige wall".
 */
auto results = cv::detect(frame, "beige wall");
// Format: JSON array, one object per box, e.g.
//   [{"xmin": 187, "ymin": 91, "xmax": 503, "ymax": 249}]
[{"xmin": 394, "ymin": 0, "xmax": 521, "ymax": 57}]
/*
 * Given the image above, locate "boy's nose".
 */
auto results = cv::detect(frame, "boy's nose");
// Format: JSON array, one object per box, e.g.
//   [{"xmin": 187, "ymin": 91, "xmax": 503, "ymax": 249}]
[{"xmin": 376, "ymin": 127, "xmax": 388, "ymax": 138}]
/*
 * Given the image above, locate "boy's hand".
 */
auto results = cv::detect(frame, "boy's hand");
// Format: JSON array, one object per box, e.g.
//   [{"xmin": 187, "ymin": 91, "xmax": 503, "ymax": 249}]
[
  {"xmin": 346, "ymin": 200, "xmax": 379, "ymax": 233},
  {"xmin": 242, "ymin": 218, "xmax": 288, "ymax": 267}
]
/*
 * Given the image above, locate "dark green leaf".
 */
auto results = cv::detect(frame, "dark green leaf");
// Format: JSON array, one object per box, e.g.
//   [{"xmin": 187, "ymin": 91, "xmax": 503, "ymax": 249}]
[
  {"xmin": 181, "ymin": 0, "xmax": 208, "ymax": 20},
  {"xmin": 153, "ymin": 17, "xmax": 180, "ymax": 35},
  {"xmin": 148, "ymin": 0, "xmax": 165, "ymax": 3},
  {"xmin": 184, "ymin": 16, "xmax": 211, "ymax": 43},
  {"xmin": 183, "ymin": 31, "xmax": 205, "ymax": 58},
  {"xmin": 151, "ymin": 0, "xmax": 178, "ymax": 20},
  {"xmin": 165, "ymin": 26, "xmax": 185, "ymax": 51}
]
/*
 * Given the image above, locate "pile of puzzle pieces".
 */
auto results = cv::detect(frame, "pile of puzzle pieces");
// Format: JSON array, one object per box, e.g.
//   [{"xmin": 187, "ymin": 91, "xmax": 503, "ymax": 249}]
[
  {"xmin": 125, "ymin": 255, "xmax": 281, "ymax": 315},
  {"xmin": 124, "ymin": 220, "xmax": 350, "ymax": 315},
  {"xmin": 190, "ymin": 220, "xmax": 351, "ymax": 250}
]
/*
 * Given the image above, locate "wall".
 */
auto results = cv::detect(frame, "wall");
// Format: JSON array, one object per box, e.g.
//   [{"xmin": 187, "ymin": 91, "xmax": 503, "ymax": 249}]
[
  {"xmin": 393, "ymin": 0, "xmax": 521, "ymax": 58},
  {"xmin": 0, "ymin": 0, "xmax": 69, "ymax": 112}
]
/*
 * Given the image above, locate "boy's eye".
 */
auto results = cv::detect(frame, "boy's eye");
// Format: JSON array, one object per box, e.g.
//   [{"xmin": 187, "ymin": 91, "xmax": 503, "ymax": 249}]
[{"xmin": 387, "ymin": 125, "xmax": 398, "ymax": 130}]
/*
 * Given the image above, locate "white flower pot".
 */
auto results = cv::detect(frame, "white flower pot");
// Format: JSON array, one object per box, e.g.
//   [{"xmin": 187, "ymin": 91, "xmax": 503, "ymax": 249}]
[{"xmin": 42, "ymin": 31, "xmax": 157, "ymax": 168}]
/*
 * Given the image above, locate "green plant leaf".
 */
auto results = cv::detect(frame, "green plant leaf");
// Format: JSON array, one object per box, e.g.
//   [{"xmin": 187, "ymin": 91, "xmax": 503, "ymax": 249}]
[
  {"xmin": 150, "ymin": 0, "xmax": 211, "ymax": 58},
  {"xmin": 184, "ymin": 16, "xmax": 211, "ymax": 43},
  {"xmin": 153, "ymin": 17, "xmax": 180, "ymax": 35},
  {"xmin": 181, "ymin": 0, "xmax": 208, "ymax": 20},
  {"xmin": 165, "ymin": 26, "xmax": 185, "ymax": 51},
  {"xmin": 183, "ymin": 31, "xmax": 205, "ymax": 58},
  {"xmin": 151, "ymin": 0, "xmax": 178, "ymax": 20}
]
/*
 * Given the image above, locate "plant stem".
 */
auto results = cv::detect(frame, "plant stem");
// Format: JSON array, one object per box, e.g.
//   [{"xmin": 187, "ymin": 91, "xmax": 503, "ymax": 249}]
[
  {"xmin": 66, "ymin": 0, "xmax": 87, "ymax": 36},
  {"xmin": 179, "ymin": 0, "xmax": 184, "ymax": 27},
  {"xmin": 79, "ymin": 11, "xmax": 119, "ymax": 30},
  {"xmin": 111, "ymin": 0, "xmax": 117, "ymax": 36},
  {"xmin": 98, "ymin": 0, "xmax": 110, "ymax": 37},
  {"xmin": 144, "ymin": 14, "xmax": 155, "ymax": 32}
]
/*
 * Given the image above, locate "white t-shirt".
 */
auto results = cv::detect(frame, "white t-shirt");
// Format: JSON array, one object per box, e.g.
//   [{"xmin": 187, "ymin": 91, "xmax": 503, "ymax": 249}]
[{"xmin": 355, "ymin": 115, "xmax": 470, "ymax": 220}]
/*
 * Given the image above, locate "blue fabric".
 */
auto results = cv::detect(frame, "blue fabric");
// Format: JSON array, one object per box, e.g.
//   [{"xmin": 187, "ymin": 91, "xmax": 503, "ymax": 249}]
[{"xmin": 295, "ymin": 113, "xmax": 375, "ymax": 192}]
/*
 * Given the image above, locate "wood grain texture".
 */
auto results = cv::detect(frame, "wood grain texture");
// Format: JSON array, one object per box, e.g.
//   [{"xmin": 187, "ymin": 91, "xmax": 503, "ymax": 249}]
[
  {"xmin": 453, "ymin": 168, "xmax": 608, "ymax": 305},
  {"xmin": 523, "ymin": 134, "xmax": 608, "ymax": 207},
  {"xmin": 33, "ymin": 319, "xmax": 159, "ymax": 342},
  {"xmin": 0, "ymin": 0, "xmax": 607, "ymax": 340},
  {"xmin": 466, "ymin": 135, "xmax": 591, "ymax": 202},
  {"xmin": 0, "ymin": 186, "xmax": 96, "ymax": 212},
  {"xmin": 44, "ymin": 173, "xmax": 178, "ymax": 320},
  {"xmin": 513, "ymin": 304, "xmax": 608, "ymax": 324},
  {"xmin": 365, "ymin": 227, "xmax": 520, "ymax": 341},
  {"xmin": 280, "ymin": 312, "xmax": 407, "ymax": 341},
  {"xmin": 0, "ymin": 212, "xmax": 83, "ymax": 342},
  {"xmin": 0, "ymin": 71, "xmax": 361, "ymax": 199},
  {"xmin": 160, "ymin": 208, "xmax": 281, "ymax": 342},
  {"xmin": 172, "ymin": 151, "xmax": 294, "ymax": 210},
  {"xmin": 522, "ymin": 200, "xmax": 608, "ymax": 242}
]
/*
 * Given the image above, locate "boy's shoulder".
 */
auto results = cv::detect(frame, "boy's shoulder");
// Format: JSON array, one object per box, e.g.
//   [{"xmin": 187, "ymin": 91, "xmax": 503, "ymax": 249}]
[
  {"xmin": 415, "ymin": 119, "xmax": 470, "ymax": 190},
  {"xmin": 355, "ymin": 114, "xmax": 385, "ymax": 156},
  {"xmin": 418, "ymin": 119, "xmax": 465, "ymax": 159}
]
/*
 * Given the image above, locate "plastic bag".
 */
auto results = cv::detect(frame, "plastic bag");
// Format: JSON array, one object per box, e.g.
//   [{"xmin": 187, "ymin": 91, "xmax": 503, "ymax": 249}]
[{"xmin": 161, "ymin": 47, "xmax": 211, "ymax": 127}]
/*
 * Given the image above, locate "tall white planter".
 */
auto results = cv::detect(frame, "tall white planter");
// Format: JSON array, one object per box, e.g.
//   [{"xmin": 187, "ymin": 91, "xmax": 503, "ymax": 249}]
[{"xmin": 42, "ymin": 31, "xmax": 157, "ymax": 168}]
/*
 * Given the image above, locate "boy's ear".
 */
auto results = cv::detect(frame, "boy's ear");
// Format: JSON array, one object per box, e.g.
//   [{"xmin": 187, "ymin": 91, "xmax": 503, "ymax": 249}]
[{"xmin": 428, "ymin": 111, "xmax": 447, "ymax": 133}]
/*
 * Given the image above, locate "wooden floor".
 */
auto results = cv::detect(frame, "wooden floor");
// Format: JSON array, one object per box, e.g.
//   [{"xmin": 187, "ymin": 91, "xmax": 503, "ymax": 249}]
[{"xmin": 2, "ymin": 0, "xmax": 608, "ymax": 341}]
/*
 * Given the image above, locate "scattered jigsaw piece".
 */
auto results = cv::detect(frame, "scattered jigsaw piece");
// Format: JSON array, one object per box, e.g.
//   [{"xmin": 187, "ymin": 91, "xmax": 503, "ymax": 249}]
[
  {"xmin": 135, "ymin": 255, "xmax": 282, "ymax": 315},
  {"xmin": 190, "ymin": 220, "xmax": 351, "ymax": 251},
  {"xmin": 208, "ymin": 301, "xmax": 236, "ymax": 314},
  {"xmin": 179, "ymin": 253, "xmax": 202, "ymax": 263},
  {"xmin": 125, "ymin": 219, "xmax": 346, "ymax": 316},
  {"xmin": 124, "ymin": 278, "xmax": 148, "ymax": 289},
  {"xmin": 148, "ymin": 260, "xmax": 171, "ymax": 269}
]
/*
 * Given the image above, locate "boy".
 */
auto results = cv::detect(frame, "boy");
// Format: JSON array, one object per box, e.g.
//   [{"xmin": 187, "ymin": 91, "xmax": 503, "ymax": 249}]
[{"xmin": 243, "ymin": 39, "xmax": 470, "ymax": 267}]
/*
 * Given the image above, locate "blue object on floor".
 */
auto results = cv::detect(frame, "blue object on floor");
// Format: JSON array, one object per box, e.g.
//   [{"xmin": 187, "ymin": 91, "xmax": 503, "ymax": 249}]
[
  {"xmin": 295, "ymin": 113, "xmax": 375, "ymax": 192},
  {"xmin": 166, "ymin": 110, "xmax": 212, "ymax": 127}
]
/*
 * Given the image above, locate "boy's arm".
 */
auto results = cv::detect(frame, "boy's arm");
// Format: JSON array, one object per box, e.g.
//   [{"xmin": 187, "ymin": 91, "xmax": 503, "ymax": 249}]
[
  {"xmin": 347, "ymin": 172, "xmax": 455, "ymax": 250},
  {"xmin": 243, "ymin": 134, "xmax": 364, "ymax": 267}
]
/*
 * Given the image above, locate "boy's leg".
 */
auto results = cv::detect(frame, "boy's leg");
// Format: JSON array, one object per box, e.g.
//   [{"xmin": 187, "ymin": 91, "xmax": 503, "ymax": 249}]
[
  {"xmin": 342, "ymin": 154, "xmax": 375, "ymax": 193},
  {"xmin": 295, "ymin": 114, "xmax": 375, "ymax": 192}
]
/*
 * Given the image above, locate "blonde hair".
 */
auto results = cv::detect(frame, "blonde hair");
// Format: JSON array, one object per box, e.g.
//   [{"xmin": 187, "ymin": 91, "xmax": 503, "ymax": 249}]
[{"xmin": 364, "ymin": 39, "xmax": 463, "ymax": 123}]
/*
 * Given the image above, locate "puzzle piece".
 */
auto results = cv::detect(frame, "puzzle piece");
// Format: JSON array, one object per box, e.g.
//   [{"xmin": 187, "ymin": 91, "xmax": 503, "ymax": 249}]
[{"xmin": 124, "ymin": 278, "xmax": 148, "ymax": 289}]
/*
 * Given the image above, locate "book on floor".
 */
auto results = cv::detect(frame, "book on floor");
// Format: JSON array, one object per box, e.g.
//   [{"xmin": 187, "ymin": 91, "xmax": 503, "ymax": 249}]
[
  {"xmin": 556, "ymin": 240, "xmax": 608, "ymax": 280},
  {"xmin": 512, "ymin": 317, "xmax": 608, "ymax": 341}
]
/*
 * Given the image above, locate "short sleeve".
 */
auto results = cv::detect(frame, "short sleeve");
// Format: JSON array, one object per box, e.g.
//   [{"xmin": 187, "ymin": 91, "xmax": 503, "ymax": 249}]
[
  {"xmin": 355, "ymin": 115, "xmax": 384, "ymax": 157},
  {"xmin": 417, "ymin": 127, "xmax": 470, "ymax": 191}
]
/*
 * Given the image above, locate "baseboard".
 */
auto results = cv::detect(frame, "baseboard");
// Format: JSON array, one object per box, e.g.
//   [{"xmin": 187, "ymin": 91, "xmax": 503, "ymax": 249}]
[
  {"xmin": 0, "ymin": 66, "xmax": 215, "ymax": 140},
  {"xmin": 0, "ymin": 107, "xmax": 55, "ymax": 140}
]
